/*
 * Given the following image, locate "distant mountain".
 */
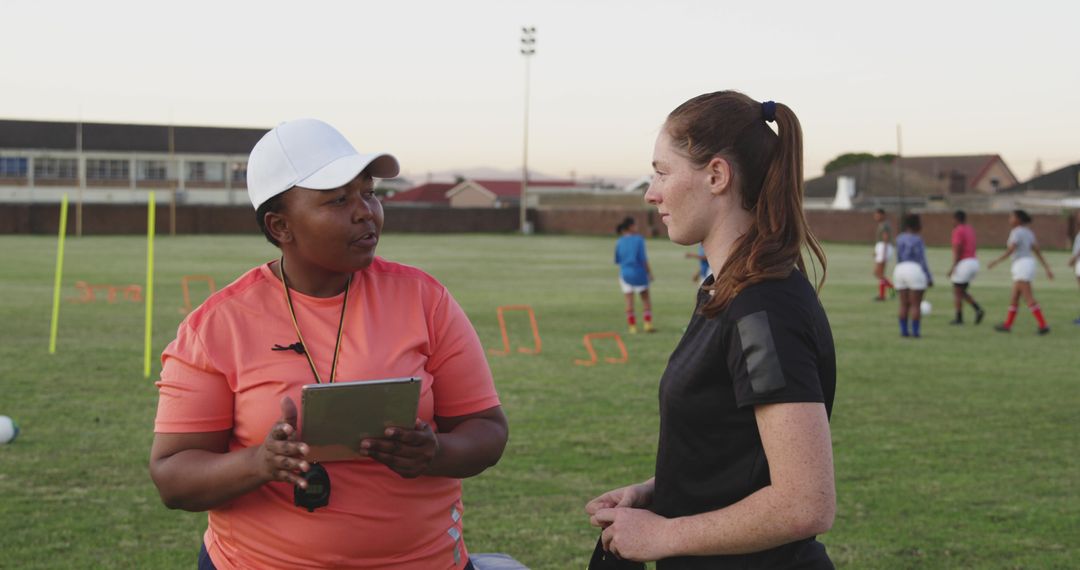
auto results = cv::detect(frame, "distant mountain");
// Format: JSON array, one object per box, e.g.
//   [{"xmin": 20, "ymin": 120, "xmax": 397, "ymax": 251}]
[
  {"xmin": 401, "ymin": 166, "xmax": 638, "ymax": 187},
  {"xmin": 401, "ymin": 166, "xmax": 559, "ymax": 183}
]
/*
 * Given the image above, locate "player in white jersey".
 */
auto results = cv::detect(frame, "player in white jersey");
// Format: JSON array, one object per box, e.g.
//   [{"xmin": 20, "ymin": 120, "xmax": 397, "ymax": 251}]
[
  {"xmin": 988, "ymin": 210, "xmax": 1054, "ymax": 334},
  {"xmin": 1068, "ymin": 227, "xmax": 1080, "ymax": 325}
]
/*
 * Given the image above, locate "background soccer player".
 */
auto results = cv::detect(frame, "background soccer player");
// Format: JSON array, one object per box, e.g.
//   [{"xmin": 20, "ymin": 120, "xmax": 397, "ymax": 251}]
[
  {"xmin": 614, "ymin": 216, "xmax": 655, "ymax": 333},
  {"xmin": 872, "ymin": 208, "xmax": 895, "ymax": 301},
  {"xmin": 988, "ymin": 210, "xmax": 1054, "ymax": 335},
  {"xmin": 947, "ymin": 210, "xmax": 985, "ymax": 325}
]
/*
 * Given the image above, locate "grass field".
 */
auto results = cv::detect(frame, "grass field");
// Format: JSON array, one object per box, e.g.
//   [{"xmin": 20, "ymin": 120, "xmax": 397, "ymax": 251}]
[{"xmin": 1, "ymin": 233, "xmax": 1077, "ymax": 569}]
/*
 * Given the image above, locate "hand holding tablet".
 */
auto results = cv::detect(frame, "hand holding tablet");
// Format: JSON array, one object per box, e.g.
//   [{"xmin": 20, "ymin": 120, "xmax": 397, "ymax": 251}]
[
  {"xmin": 299, "ymin": 377, "xmax": 421, "ymax": 463},
  {"xmin": 359, "ymin": 418, "xmax": 440, "ymax": 479}
]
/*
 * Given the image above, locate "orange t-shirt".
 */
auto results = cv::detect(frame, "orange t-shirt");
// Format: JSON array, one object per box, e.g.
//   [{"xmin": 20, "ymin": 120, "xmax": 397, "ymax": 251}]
[{"xmin": 155, "ymin": 258, "xmax": 500, "ymax": 570}]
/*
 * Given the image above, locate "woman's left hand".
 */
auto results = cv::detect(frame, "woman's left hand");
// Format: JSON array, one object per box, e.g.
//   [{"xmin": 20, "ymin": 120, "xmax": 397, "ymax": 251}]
[
  {"xmin": 592, "ymin": 507, "xmax": 672, "ymax": 562},
  {"xmin": 359, "ymin": 419, "xmax": 439, "ymax": 478}
]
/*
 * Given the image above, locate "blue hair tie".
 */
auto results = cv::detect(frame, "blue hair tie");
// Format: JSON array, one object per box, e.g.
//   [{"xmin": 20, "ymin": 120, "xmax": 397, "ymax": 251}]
[{"xmin": 761, "ymin": 100, "xmax": 776, "ymax": 123}]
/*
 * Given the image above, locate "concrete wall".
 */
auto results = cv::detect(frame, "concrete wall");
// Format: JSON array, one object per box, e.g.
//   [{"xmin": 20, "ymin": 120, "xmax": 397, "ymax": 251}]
[{"xmin": 2, "ymin": 203, "xmax": 1076, "ymax": 249}]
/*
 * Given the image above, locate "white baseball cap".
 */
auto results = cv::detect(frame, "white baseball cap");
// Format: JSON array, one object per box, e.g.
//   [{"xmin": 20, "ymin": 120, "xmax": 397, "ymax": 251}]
[{"xmin": 246, "ymin": 118, "xmax": 400, "ymax": 209}]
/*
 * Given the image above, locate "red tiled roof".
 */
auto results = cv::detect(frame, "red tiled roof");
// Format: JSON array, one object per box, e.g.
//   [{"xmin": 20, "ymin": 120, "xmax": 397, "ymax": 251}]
[
  {"xmin": 898, "ymin": 155, "xmax": 1013, "ymax": 190},
  {"xmin": 384, "ymin": 183, "xmax": 454, "ymax": 203}
]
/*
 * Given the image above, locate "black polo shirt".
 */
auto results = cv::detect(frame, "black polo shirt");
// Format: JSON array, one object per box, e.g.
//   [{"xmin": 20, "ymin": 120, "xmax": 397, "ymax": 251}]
[{"xmin": 652, "ymin": 271, "xmax": 836, "ymax": 570}]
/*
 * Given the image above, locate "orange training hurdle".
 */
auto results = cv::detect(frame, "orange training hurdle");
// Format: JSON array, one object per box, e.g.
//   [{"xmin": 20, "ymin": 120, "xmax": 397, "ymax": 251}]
[
  {"xmin": 488, "ymin": 305, "xmax": 542, "ymax": 355},
  {"xmin": 68, "ymin": 281, "xmax": 143, "ymax": 303},
  {"xmin": 179, "ymin": 275, "xmax": 217, "ymax": 314},
  {"xmin": 573, "ymin": 332, "xmax": 629, "ymax": 366}
]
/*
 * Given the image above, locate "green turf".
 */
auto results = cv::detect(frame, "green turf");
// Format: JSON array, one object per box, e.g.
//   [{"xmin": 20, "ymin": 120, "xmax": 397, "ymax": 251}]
[{"xmin": 0, "ymin": 233, "xmax": 1077, "ymax": 569}]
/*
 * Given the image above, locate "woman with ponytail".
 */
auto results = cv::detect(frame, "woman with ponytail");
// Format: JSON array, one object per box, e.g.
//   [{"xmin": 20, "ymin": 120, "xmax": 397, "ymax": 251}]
[{"xmin": 586, "ymin": 92, "xmax": 836, "ymax": 569}]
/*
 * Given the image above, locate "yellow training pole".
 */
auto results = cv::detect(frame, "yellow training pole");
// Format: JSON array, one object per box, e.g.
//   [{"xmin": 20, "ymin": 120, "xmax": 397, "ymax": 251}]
[
  {"xmin": 143, "ymin": 192, "xmax": 156, "ymax": 378},
  {"xmin": 48, "ymin": 194, "xmax": 69, "ymax": 354}
]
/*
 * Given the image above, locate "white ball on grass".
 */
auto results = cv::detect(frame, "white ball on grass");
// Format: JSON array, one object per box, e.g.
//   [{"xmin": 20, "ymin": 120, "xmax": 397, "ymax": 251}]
[
  {"xmin": 0, "ymin": 415, "xmax": 19, "ymax": 444},
  {"xmin": 920, "ymin": 300, "xmax": 932, "ymax": 315}
]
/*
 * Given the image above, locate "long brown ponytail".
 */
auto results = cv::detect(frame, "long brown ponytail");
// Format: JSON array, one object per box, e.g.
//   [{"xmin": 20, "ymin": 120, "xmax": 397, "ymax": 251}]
[{"xmin": 665, "ymin": 91, "xmax": 826, "ymax": 317}]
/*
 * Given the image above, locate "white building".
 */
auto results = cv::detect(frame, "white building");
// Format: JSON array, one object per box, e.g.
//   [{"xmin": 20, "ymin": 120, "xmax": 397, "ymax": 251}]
[{"xmin": 0, "ymin": 119, "xmax": 266, "ymax": 205}]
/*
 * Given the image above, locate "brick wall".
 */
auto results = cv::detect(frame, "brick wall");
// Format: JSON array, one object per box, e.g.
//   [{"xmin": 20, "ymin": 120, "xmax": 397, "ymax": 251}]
[{"xmin": 2, "ymin": 203, "xmax": 1076, "ymax": 249}]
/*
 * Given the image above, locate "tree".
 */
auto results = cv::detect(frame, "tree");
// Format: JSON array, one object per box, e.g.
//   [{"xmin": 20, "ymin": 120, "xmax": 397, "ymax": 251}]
[{"xmin": 824, "ymin": 152, "xmax": 897, "ymax": 173}]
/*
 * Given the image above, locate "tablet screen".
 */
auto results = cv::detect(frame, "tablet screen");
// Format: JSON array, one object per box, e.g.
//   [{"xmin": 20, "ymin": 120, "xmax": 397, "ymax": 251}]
[{"xmin": 299, "ymin": 377, "xmax": 421, "ymax": 462}]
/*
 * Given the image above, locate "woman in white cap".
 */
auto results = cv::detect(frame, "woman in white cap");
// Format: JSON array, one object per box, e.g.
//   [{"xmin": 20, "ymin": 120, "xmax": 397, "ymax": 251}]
[{"xmin": 149, "ymin": 119, "xmax": 508, "ymax": 569}]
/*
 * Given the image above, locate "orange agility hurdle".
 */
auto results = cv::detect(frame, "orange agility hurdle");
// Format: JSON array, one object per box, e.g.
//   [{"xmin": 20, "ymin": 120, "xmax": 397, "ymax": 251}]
[
  {"xmin": 573, "ymin": 332, "xmax": 629, "ymax": 367},
  {"xmin": 488, "ymin": 305, "xmax": 542, "ymax": 356},
  {"xmin": 68, "ymin": 281, "xmax": 143, "ymax": 303},
  {"xmin": 179, "ymin": 275, "xmax": 217, "ymax": 314}
]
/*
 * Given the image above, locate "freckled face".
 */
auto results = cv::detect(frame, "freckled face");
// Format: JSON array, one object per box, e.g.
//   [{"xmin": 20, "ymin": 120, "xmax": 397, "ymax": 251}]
[
  {"xmin": 283, "ymin": 172, "xmax": 383, "ymax": 272},
  {"xmin": 644, "ymin": 130, "xmax": 714, "ymax": 246}
]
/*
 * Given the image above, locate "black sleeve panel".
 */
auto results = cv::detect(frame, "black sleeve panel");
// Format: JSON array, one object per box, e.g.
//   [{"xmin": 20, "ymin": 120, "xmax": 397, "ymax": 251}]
[{"xmin": 727, "ymin": 296, "xmax": 826, "ymax": 409}]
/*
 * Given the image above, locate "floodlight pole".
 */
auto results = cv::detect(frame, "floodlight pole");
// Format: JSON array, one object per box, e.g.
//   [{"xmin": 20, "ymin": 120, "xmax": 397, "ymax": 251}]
[{"xmin": 519, "ymin": 26, "xmax": 536, "ymax": 234}]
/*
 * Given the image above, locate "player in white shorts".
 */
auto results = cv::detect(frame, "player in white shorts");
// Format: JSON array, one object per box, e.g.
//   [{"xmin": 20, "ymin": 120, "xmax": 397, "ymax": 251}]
[
  {"xmin": 893, "ymin": 214, "xmax": 932, "ymax": 338},
  {"xmin": 988, "ymin": 210, "xmax": 1054, "ymax": 334},
  {"xmin": 947, "ymin": 210, "xmax": 985, "ymax": 325},
  {"xmin": 871, "ymin": 209, "xmax": 895, "ymax": 301},
  {"xmin": 1068, "ymin": 228, "xmax": 1080, "ymax": 325},
  {"xmin": 614, "ymin": 217, "xmax": 655, "ymax": 333}
]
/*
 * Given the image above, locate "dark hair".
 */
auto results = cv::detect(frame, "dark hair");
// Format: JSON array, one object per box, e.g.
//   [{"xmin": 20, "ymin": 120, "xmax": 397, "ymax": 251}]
[
  {"xmin": 615, "ymin": 216, "xmax": 636, "ymax": 234},
  {"xmin": 875, "ymin": 208, "xmax": 886, "ymax": 215},
  {"xmin": 902, "ymin": 213, "xmax": 922, "ymax": 232},
  {"xmin": 1013, "ymin": 209, "xmax": 1032, "ymax": 224},
  {"xmin": 256, "ymin": 191, "xmax": 288, "ymax": 247},
  {"xmin": 665, "ymin": 91, "xmax": 826, "ymax": 316},
  {"xmin": 953, "ymin": 210, "xmax": 966, "ymax": 223}
]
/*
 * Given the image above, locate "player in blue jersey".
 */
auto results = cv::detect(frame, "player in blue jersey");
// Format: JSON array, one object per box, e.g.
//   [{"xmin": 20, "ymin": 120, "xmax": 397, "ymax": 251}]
[
  {"xmin": 893, "ymin": 214, "xmax": 933, "ymax": 338},
  {"xmin": 615, "ymin": 216, "xmax": 655, "ymax": 333},
  {"xmin": 685, "ymin": 244, "xmax": 711, "ymax": 283}
]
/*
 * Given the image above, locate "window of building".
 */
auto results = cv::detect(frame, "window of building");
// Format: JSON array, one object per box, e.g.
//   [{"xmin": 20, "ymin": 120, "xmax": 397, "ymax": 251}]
[
  {"xmin": 87, "ymin": 159, "xmax": 130, "ymax": 180},
  {"xmin": 187, "ymin": 161, "xmax": 207, "ymax": 181},
  {"xmin": 188, "ymin": 161, "xmax": 226, "ymax": 182},
  {"xmin": 0, "ymin": 157, "xmax": 28, "ymax": 178},
  {"xmin": 231, "ymin": 162, "xmax": 247, "ymax": 182},
  {"xmin": 34, "ymin": 158, "xmax": 78, "ymax": 180},
  {"xmin": 140, "ymin": 160, "xmax": 169, "ymax": 180}
]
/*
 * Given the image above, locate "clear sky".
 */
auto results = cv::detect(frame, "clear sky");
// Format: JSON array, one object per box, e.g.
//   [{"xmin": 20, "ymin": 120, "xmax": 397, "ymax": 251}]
[{"xmin": 3, "ymin": 0, "xmax": 1078, "ymax": 182}]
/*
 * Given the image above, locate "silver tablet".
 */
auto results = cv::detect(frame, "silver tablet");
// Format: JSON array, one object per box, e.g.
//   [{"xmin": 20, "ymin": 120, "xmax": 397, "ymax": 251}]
[{"xmin": 299, "ymin": 377, "xmax": 421, "ymax": 462}]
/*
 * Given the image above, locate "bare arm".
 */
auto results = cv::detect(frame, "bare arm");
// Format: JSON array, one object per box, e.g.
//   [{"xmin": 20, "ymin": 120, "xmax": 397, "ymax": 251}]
[
  {"xmin": 988, "ymin": 244, "xmax": 1017, "ymax": 269},
  {"xmin": 593, "ymin": 402, "xmax": 835, "ymax": 561},
  {"xmin": 360, "ymin": 405, "xmax": 508, "ymax": 479},
  {"xmin": 149, "ymin": 398, "xmax": 310, "ymax": 512},
  {"xmin": 665, "ymin": 402, "xmax": 834, "ymax": 555},
  {"xmin": 1032, "ymin": 245, "xmax": 1054, "ymax": 279},
  {"xmin": 429, "ymin": 406, "xmax": 508, "ymax": 477}
]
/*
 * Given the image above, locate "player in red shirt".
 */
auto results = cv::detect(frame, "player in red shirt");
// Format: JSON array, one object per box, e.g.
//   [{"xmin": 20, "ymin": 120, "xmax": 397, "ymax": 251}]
[{"xmin": 947, "ymin": 210, "xmax": 985, "ymax": 325}]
